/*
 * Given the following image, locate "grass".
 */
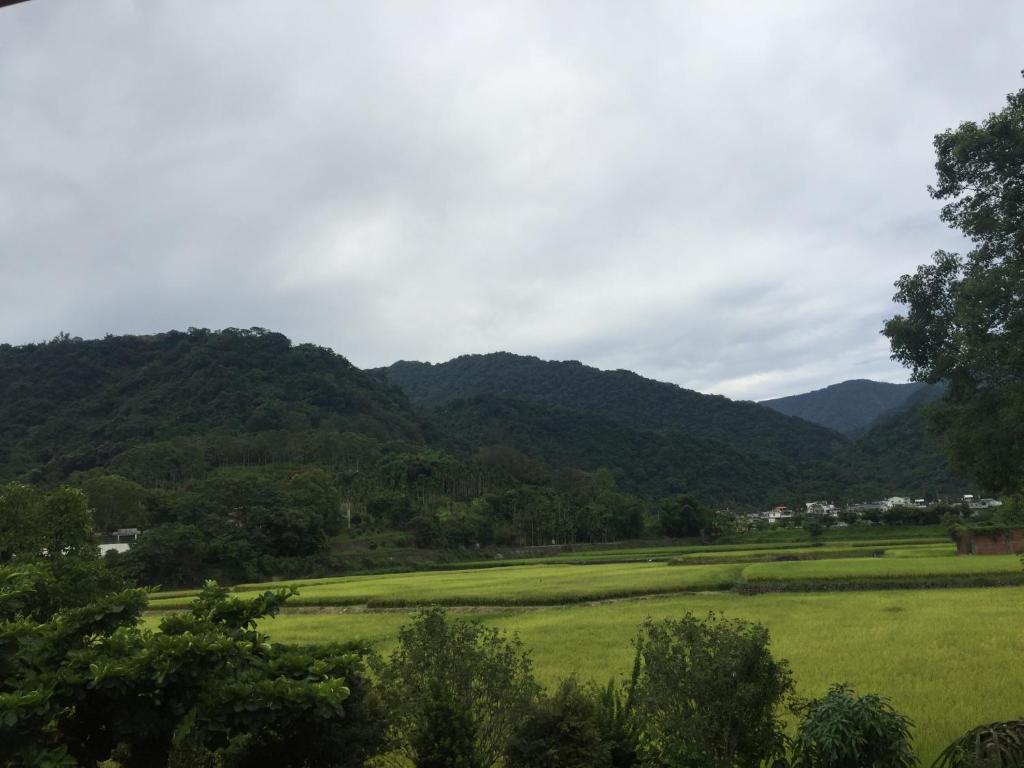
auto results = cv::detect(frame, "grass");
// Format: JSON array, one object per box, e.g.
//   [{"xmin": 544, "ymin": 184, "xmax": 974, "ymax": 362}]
[
  {"xmin": 147, "ymin": 541, "xmax": 1012, "ymax": 609},
  {"xmin": 147, "ymin": 561, "xmax": 745, "ymax": 609},
  {"xmin": 142, "ymin": 536, "xmax": 1024, "ymax": 763},
  {"xmin": 743, "ymin": 553, "xmax": 1022, "ymax": 582},
  {"xmin": 246, "ymin": 587, "xmax": 1024, "ymax": 765}
]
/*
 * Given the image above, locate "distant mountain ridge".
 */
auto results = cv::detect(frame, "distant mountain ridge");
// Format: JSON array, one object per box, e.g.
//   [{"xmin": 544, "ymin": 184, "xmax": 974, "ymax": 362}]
[
  {"xmin": 760, "ymin": 379, "xmax": 942, "ymax": 436},
  {"xmin": 377, "ymin": 353, "xmax": 847, "ymax": 465},
  {"xmin": 0, "ymin": 331, "xmax": 964, "ymax": 507}
]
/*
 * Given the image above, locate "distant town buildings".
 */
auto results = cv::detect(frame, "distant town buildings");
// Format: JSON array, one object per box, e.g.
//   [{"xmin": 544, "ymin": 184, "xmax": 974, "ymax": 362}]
[{"xmin": 744, "ymin": 493, "xmax": 1003, "ymax": 526}]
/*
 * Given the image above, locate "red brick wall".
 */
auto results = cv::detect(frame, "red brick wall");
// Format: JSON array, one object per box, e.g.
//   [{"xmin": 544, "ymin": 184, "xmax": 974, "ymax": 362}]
[{"xmin": 957, "ymin": 530, "xmax": 1024, "ymax": 555}]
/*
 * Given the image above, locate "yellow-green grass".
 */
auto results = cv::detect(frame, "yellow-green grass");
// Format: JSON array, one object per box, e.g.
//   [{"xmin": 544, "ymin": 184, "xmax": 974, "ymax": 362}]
[
  {"xmin": 247, "ymin": 587, "xmax": 1024, "ymax": 765},
  {"xmin": 147, "ymin": 540, "xmax": 952, "ymax": 603},
  {"xmin": 884, "ymin": 543, "xmax": 957, "ymax": 558},
  {"xmin": 147, "ymin": 562, "xmax": 745, "ymax": 609},
  {"xmin": 147, "ymin": 545, "xmax": 1009, "ymax": 610},
  {"xmin": 438, "ymin": 536, "xmax": 948, "ymax": 567},
  {"xmin": 743, "ymin": 553, "xmax": 1022, "ymax": 581}
]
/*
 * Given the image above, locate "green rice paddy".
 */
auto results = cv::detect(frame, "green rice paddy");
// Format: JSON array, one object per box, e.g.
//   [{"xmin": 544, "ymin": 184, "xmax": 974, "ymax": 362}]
[{"xmin": 143, "ymin": 538, "xmax": 1024, "ymax": 762}]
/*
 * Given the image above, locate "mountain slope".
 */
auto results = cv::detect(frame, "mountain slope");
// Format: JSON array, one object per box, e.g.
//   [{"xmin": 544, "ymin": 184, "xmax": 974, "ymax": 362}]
[
  {"xmin": 760, "ymin": 379, "xmax": 940, "ymax": 436},
  {"xmin": 825, "ymin": 400, "xmax": 964, "ymax": 498},
  {"xmin": 431, "ymin": 395, "xmax": 797, "ymax": 504},
  {"xmin": 0, "ymin": 328, "xmax": 423, "ymax": 482},
  {"xmin": 378, "ymin": 353, "xmax": 847, "ymax": 464}
]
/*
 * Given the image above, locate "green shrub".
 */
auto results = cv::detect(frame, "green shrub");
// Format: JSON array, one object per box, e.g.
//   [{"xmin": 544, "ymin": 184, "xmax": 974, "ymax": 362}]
[
  {"xmin": 789, "ymin": 683, "xmax": 917, "ymax": 768},
  {"xmin": 507, "ymin": 677, "xmax": 612, "ymax": 768},
  {"xmin": 630, "ymin": 612, "xmax": 793, "ymax": 767},
  {"xmin": 371, "ymin": 607, "xmax": 539, "ymax": 768},
  {"xmin": 931, "ymin": 720, "xmax": 1024, "ymax": 768}
]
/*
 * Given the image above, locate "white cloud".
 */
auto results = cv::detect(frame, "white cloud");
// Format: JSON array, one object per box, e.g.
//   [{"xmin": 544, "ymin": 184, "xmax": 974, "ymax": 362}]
[{"xmin": 0, "ymin": 0, "xmax": 1020, "ymax": 399}]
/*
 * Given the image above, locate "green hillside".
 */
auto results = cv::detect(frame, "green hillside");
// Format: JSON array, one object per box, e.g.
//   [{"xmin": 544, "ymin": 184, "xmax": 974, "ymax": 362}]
[
  {"xmin": 378, "ymin": 353, "xmax": 847, "ymax": 463},
  {"xmin": 0, "ymin": 328, "xmax": 423, "ymax": 483},
  {"xmin": 431, "ymin": 395, "xmax": 797, "ymax": 505},
  {"xmin": 760, "ymin": 379, "xmax": 941, "ymax": 436},
  {"xmin": 827, "ymin": 400, "xmax": 964, "ymax": 499}
]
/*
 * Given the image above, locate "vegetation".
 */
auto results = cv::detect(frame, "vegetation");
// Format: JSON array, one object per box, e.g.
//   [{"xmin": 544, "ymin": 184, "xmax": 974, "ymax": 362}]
[
  {"xmin": 506, "ymin": 678, "xmax": 627, "ymax": 768},
  {"xmin": 789, "ymin": 684, "xmax": 917, "ymax": 768},
  {"xmin": 250, "ymin": 586, "xmax": 1024, "ymax": 764},
  {"xmin": 144, "ymin": 544, "xmax": 1019, "ymax": 610},
  {"xmin": 761, "ymin": 379, "xmax": 939, "ymax": 437},
  {"xmin": 884, "ymin": 73, "xmax": 1024, "ymax": 496},
  {"xmin": 933, "ymin": 720, "xmax": 1024, "ymax": 768},
  {"xmin": 369, "ymin": 607, "xmax": 539, "ymax": 768},
  {"xmin": 629, "ymin": 612, "xmax": 793, "ymax": 767},
  {"xmin": 0, "ymin": 495, "xmax": 383, "ymax": 768}
]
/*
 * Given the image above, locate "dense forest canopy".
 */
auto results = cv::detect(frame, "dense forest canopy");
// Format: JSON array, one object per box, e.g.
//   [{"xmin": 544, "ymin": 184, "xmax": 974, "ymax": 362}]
[
  {"xmin": 0, "ymin": 327, "xmax": 422, "ymax": 483},
  {"xmin": 760, "ymin": 379, "xmax": 942, "ymax": 437},
  {"xmin": 0, "ymin": 328, "xmax": 967, "ymax": 586},
  {"xmin": 377, "ymin": 353, "xmax": 847, "ymax": 463}
]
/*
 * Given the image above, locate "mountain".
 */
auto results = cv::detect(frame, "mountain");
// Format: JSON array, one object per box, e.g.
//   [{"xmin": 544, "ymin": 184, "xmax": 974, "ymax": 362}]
[
  {"xmin": 822, "ymin": 398, "xmax": 964, "ymax": 499},
  {"xmin": 378, "ymin": 353, "xmax": 847, "ymax": 464},
  {"xmin": 760, "ymin": 379, "xmax": 942, "ymax": 436},
  {"xmin": 431, "ymin": 395, "xmax": 797, "ymax": 505},
  {"xmin": 0, "ymin": 331, "xmax": 964, "ymax": 509},
  {"xmin": 0, "ymin": 328, "xmax": 423, "ymax": 482}
]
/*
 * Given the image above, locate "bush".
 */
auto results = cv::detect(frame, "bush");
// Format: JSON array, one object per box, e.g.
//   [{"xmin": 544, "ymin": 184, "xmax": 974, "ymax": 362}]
[
  {"xmin": 507, "ymin": 678, "xmax": 612, "ymax": 768},
  {"xmin": 789, "ymin": 683, "xmax": 917, "ymax": 768},
  {"xmin": 932, "ymin": 719, "xmax": 1024, "ymax": 768},
  {"xmin": 630, "ymin": 612, "xmax": 793, "ymax": 768},
  {"xmin": 371, "ymin": 607, "xmax": 539, "ymax": 768}
]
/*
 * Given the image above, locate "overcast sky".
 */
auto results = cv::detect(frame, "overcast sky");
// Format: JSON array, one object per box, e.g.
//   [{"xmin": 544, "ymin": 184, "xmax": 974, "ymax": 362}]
[{"xmin": 2, "ymin": 2, "xmax": 1021, "ymax": 400}]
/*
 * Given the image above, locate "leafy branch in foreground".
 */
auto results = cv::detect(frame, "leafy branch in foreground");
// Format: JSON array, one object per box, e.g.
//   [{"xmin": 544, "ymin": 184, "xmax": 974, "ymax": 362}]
[{"xmin": 932, "ymin": 720, "xmax": 1024, "ymax": 768}]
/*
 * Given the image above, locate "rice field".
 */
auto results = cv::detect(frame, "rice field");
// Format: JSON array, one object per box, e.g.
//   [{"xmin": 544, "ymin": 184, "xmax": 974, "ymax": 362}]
[
  {"xmin": 248, "ymin": 587, "xmax": 1024, "ymax": 764},
  {"xmin": 142, "ymin": 538, "xmax": 1024, "ymax": 762},
  {"xmin": 146, "ymin": 540, "xmax": 1023, "ymax": 610}
]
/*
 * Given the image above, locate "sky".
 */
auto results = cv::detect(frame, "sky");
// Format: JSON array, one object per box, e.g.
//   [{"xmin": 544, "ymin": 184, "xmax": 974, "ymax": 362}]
[{"xmin": 2, "ymin": 2, "xmax": 1022, "ymax": 401}]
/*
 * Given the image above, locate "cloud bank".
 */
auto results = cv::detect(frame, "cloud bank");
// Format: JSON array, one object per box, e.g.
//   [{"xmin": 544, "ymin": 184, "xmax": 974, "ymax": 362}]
[{"xmin": 2, "ymin": 1, "xmax": 1022, "ymax": 399}]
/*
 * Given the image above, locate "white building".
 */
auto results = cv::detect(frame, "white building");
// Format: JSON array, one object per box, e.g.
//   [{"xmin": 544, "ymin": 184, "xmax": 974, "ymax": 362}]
[
  {"xmin": 766, "ymin": 506, "xmax": 794, "ymax": 524},
  {"xmin": 805, "ymin": 501, "xmax": 839, "ymax": 518}
]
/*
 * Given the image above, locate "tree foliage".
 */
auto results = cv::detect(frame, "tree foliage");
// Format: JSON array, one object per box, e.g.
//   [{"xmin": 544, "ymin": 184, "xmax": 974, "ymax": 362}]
[
  {"xmin": 789, "ymin": 683, "xmax": 917, "ymax": 768},
  {"xmin": 506, "ymin": 677, "xmax": 614, "ymax": 768},
  {"xmin": 932, "ymin": 719, "xmax": 1024, "ymax": 768},
  {"xmin": 884, "ymin": 73, "xmax": 1024, "ymax": 495},
  {"xmin": 0, "ymin": 559, "xmax": 380, "ymax": 768},
  {"xmin": 629, "ymin": 612, "xmax": 793, "ymax": 768},
  {"xmin": 370, "ymin": 607, "xmax": 539, "ymax": 768}
]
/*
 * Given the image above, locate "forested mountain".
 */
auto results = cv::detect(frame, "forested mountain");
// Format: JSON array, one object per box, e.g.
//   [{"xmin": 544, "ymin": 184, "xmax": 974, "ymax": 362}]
[
  {"xmin": 0, "ymin": 328, "xmax": 423, "ymax": 483},
  {"xmin": 431, "ymin": 395, "xmax": 797, "ymax": 505},
  {"xmin": 760, "ymin": 379, "xmax": 941, "ymax": 436},
  {"xmin": 378, "ymin": 353, "xmax": 847, "ymax": 463},
  {"xmin": 0, "ymin": 330, "xmax": 967, "ymax": 586},
  {"xmin": 828, "ymin": 400, "xmax": 964, "ymax": 499}
]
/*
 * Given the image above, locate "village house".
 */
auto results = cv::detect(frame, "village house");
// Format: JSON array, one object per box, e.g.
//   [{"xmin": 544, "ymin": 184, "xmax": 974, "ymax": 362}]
[{"xmin": 804, "ymin": 501, "xmax": 838, "ymax": 518}]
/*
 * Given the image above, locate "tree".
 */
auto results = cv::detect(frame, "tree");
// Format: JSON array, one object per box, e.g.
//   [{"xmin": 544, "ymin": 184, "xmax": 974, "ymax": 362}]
[
  {"xmin": 0, "ymin": 566, "xmax": 378, "ymax": 768},
  {"xmin": 658, "ymin": 496, "xmax": 713, "ymax": 539},
  {"xmin": 629, "ymin": 612, "xmax": 793, "ymax": 767},
  {"xmin": 78, "ymin": 473, "xmax": 149, "ymax": 532},
  {"xmin": 883, "ymin": 73, "xmax": 1024, "ymax": 495},
  {"xmin": 506, "ymin": 678, "xmax": 613, "ymax": 768},
  {"xmin": 371, "ymin": 607, "xmax": 539, "ymax": 768},
  {"xmin": 789, "ymin": 683, "xmax": 917, "ymax": 768}
]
